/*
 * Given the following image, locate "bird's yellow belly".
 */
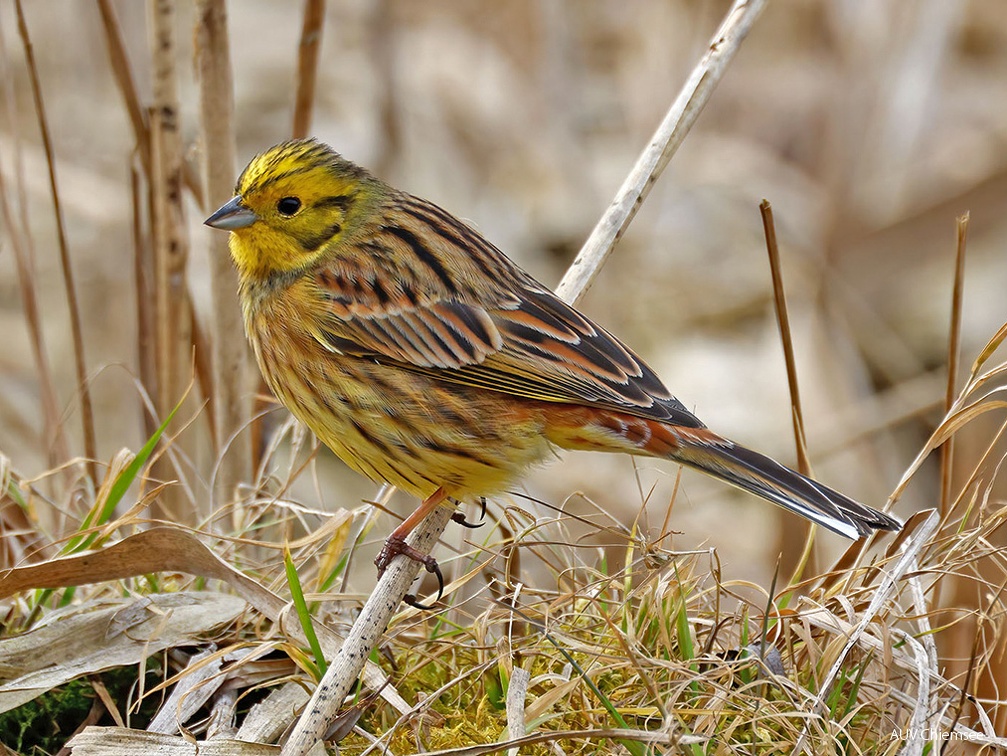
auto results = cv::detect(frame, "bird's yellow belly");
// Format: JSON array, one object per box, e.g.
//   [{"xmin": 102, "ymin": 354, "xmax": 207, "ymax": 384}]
[{"xmin": 250, "ymin": 316, "xmax": 551, "ymax": 501}]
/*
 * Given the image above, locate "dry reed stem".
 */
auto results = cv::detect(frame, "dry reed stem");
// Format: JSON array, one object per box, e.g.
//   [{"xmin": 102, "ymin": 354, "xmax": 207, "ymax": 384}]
[
  {"xmin": 95, "ymin": 0, "xmax": 150, "ymax": 173},
  {"xmin": 129, "ymin": 164, "xmax": 157, "ymax": 442},
  {"xmin": 280, "ymin": 3, "xmax": 768, "ymax": 753},
  {"xmin": 96, "ymin": 0, "xmax": 205, "ymax": 209},
  {"xmin": 14, "ymin": 0, "xmax": 96, "ymax": 483},
  {"xmin": 148, "ymin": 0, "xmax": 194, "ymax": 520},
  {"xmin": 196, "ymin": 0, "xmax": 252, "ymax": 512},
  {"xmin": 149, "ymin": 0, "xmax": 190, "ymax": 418},
  {"xmin": 555, "ymin": 0, "xmax": 767, "ymax": 305},
  {"xmin": 760, "ymin": 200, "xmax": 818, "ymax": 580},
  {"xmin": 940, "ymin": 212, "xmax": 969, "ymax": 517},
  {"xmin": 370, "ymin": 0, "xmax": 401, "ymax": 178},
  {"xmin": 281, "ymin": 504, "xmax": 454, "ymax": 755},
  {"xmin": 292, "ymin": 0, "xmax": 325, "ymax": 139},
  {"xmin": 760, "ymin": 201, "xmax": 810, "ymax": 477}
]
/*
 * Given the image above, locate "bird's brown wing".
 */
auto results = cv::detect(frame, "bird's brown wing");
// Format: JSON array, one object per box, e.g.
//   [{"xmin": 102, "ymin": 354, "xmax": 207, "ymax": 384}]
[{"xmin": 310, "ymin": 258, "xmax": 704, "ymax": 429}]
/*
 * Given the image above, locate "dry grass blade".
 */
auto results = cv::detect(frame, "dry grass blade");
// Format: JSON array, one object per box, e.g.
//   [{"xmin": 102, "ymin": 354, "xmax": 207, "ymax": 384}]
[
  {"xmin": 196, "ymin": 0, "xmax": 252, "ymax": 509},
  {"xmin": 760, "ymin": 200, "xmax": 810, "ymax": 477},
  {"xmin": 147, "ymin": 647, "xmax": 228, "ymax": 735},
  {"xmin": 94, "ymin": 0, "xmax": 149, "ymax": 173},
  {"xmin": 795, "ymin": 509, "xmax": 939, "ymax": 752},
  {"xmin": 0, "ymin": 592, "xmax": 246, "ymax": 714},
  {"xmin": 555, "ymin": 0, "xmax": 767, "ymax": 306},
  {"xmin": 0, "ymin": 151, "xmax": 67, "ymax": 473},
  {"xmin": 969, "ymin": 320, "xmax": 1007, "ymax": 379},
  {"xmin": 905, "ymin": 549, "xmax": 939, "ymax": 732},
  {"xmin": 0, "ymin": 524, "xmax": 408, "ymax": 714},
  {"xmin": 292, "ymin": 0, "xmax": 325, "ymax": 139},
  {"xmin": 235, "ymin": 684, "xmax": 309, "ymax": 744},
  {"xmin": 14, "ymin": 0, "xmax": 97, "ymax": 483},
  {"xmin": 889, "ymin": 391, "xmax": 1007, "ymax": 504},
  {"xmin": 761, "ymin": 199, "xmax": 817, "ymax": 580},
  {"xmin": 68, "ymin": 727, "xmax": 278, "ymax": 755},
  {"xmin": 940, "ymin": 212, "xmax": 969, "ymax": 517}
]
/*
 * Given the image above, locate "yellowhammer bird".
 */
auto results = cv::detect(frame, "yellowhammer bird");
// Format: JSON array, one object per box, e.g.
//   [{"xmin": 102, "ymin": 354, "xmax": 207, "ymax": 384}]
[{"xmin": 206, "ymin": 138, "xmax": 901, "ymax": 595}]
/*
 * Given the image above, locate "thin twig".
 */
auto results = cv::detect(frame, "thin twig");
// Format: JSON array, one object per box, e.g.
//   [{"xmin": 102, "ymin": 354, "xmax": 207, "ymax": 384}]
[
  {"xmin": 130, "ymin": 161, "xmax": 157, "ymax": 442},
  {"xmin": 0, "ymin": 25, "xmax": 68, "ymax": 471},
  {"xmin": 555, "ymin": 0, "xmax": 767, "ymax": 306},
  {"xmin": 940, "ymin": 213, "xmax": 968, "ymax": 517},
  {"xmin": 15, "ymin": 0, "xmax": 97, "ymax": 484},
  {"xmin": 280, "ymin": 3, "xmax": 768, "ymax": 754},
  {"xmin": 760, "ymin": 201, "xmax": 810, "ymax": 476},
  {"xmin": 281, "ymin": 505, "xmax": 454, "ymax": 755},
  {"xmin": 292, "ymin": 0, "xmax": 325, "ymax": 139},
  {"xmin": 761, "ymin": 200, "xmax": 817, "ymax": 580}
]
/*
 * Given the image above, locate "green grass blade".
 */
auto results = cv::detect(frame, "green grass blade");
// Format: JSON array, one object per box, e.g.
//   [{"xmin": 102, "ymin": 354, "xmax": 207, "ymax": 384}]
[
  {"xmin": 284, "ymin": 547, "xmax": 328, "ymax": 678},
  {"xmin": 63, "ymin": 400, "xmax": 182, "ymax": 556}
]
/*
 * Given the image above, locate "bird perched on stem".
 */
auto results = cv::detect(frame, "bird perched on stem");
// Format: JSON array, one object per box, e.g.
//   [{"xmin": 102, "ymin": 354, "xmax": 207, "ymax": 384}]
[{"xmin": 206, "ymin": 139, "xmax": 901, "ymax": 600}]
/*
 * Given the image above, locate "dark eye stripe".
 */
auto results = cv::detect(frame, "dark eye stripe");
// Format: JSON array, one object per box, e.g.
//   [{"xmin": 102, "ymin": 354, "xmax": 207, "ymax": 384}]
[
  {"xmin": 314, "ymin": 195, "xmax": 353, "ymax": 211},
  {"xmin": 298, "ymin": 222, "xmax": 343, "ymax": 252}
]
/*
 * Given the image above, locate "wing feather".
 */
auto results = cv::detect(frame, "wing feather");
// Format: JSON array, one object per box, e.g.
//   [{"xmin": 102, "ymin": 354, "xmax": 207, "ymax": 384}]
[{"xmin": 309, "ymin": 196, "xmax": 703, "ymax": 429}]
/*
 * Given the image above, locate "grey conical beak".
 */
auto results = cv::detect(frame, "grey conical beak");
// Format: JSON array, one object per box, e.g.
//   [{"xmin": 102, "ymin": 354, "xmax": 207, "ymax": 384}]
[{"xmin": 204, "ymin": 196, "xmax": 259, "ymax": 230}]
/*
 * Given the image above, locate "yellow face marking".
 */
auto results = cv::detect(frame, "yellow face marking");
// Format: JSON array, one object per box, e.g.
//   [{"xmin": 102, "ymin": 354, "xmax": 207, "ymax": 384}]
[{"xmin": 223, "ymin": 141, "xmax": 379, "ymax": 280}]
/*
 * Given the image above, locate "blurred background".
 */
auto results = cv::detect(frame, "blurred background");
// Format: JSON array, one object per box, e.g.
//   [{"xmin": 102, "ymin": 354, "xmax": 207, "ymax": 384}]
[{"xmin": 2, "ymin": 0, "xmax": 1007, "ymax": 584}]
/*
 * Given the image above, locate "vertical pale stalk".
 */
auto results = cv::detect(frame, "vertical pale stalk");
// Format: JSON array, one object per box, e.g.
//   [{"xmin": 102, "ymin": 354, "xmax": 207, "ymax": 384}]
[
  {"xmin": 98, "ymin": 0, "xmax": 205, "ymax": 207},
  {"xmin": 148, "ymin": 0, "xmax": 192, "ymax": 518},
  {"xmin": 292, "ymin": 0, "xmax": 325, "ymax": 139},
  {"xmin": 195, "ymin": 0, "xmax": 251, "ymax": 511},
  {"xmin": 95, "ymin": 0, "xmax": 151, "ymax": 173},
  {"xmin": 369, "ymin": 0, "xmax": 400, "ymax": 177}
]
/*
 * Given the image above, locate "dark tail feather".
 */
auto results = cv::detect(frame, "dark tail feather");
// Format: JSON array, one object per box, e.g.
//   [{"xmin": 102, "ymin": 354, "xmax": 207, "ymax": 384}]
[{"xmin": 670, "ymin": 433, "xmax": 901, "ymax": 539}]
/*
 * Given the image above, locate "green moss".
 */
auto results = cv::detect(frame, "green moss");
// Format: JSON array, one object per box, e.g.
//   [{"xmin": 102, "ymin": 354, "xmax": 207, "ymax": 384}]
[
  {"xmin": 0, "ymin": 661, "xmax": 164, "ymax": 753},
  {"xmin": 0, "ymin": 679, "xmax": 94, "ymax": 754}
]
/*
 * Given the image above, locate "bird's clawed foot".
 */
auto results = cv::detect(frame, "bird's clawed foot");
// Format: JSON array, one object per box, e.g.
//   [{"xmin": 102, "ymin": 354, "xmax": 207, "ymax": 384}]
[
  {"xmin": 451, "ymin": 497, "xmax": 487, "ymax": 529},
  {"xmin": 374, "ymin": 533, "xmax": 444, "ymax": 609},
  {"xmin": 373, "ymin": 492, "xmax": 486, "ymax": 610}
]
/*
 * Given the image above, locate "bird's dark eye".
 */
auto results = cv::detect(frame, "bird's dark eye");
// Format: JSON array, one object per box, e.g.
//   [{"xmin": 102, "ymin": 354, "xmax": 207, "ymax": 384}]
[{"xmin": 277, "ymin": 197, "xmax": 302, "ymax": 216}]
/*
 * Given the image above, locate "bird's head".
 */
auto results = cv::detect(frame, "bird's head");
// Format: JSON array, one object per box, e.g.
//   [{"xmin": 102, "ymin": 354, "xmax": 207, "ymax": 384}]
[{"xmin": 205, "ymin": 138, "xmax": 376, "ymax": 280}]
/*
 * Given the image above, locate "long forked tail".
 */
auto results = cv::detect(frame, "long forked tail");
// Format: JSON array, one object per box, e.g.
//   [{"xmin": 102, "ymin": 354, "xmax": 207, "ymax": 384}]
[{"xmin": 661, "ymin": 426, "xmax": 902, "ymax": 539}]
